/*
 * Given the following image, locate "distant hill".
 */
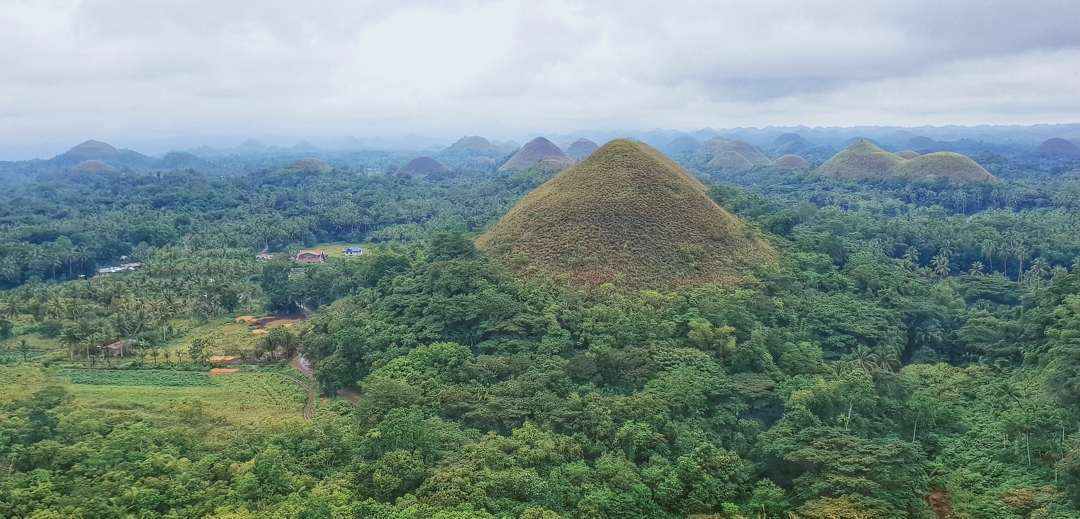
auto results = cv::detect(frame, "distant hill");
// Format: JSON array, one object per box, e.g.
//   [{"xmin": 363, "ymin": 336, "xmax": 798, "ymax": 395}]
[
  {"xmin": 1033, "ymin": 138, "xmax": 1080, "ymax": 159},
  {"xmin": 498, "ymin": 137, "xmax": 574, "ymax": 173},
  {"xmin": 893, "ymin": 152, "xmax": 995, "ymax": 182},
  {"xmin": 770, "ymin": 133, "xmax": 813, "ymax": 157},
  {"xmin": 491, "ymin": 140, "xmax": 521, "ymax": 155},
  {"xmin": 439, "ymin": 136, "xmax": 504, "ymax": 163},
  {"xmin": 159, "ymin": 151, "xmax": 201, "ymax": 170},
  {"xmin": 397, "ymin": 157, "xmax": 450, "ymax": 176},
  {"xmin": 291, "ymin": 141, "xmax": 321, "ymax": 153},
  {"xmin": 70, "ymin": 160, "xmax": 116, "ymax": 173},
  {"xmin": 447, "ymin": 136, "xmax": 498, "ymax": 153},
  {"xmin": 48, "ymin": 140, "xmax": 154, "ymax": 170},
  {"xmin": 770, "ymin": 154, "xmax": 811, "ymax": 171},
  {"xmin": 819, "ymin": 141, "xmax": 993, "ymax": 182},
  {"xmin": 65, "ymin": 140, "xmax": 117, "ymax": 159},
  {"xmin": 696, "ymin": 139, "xmax": 771, "ymax": 166},
  {"xmin": 895, "ymin": 150, "xmax": 921, "ymax": 159},
  {"xmin": 476, "ymin": 139, "xmax": 775, "ymax": 289},
  {"xmin": 817, "ymin": 141, "xmax": 906, "ymax": 179},
  {"xmin": 661, "ymin": 135, "xmax": 702, "ymax": 157},
  {"xmin": 282, "ymin": 157, "xmax": 332, "ymax": 173},
  {"xmin": 237, "ymin": 139, "xmax": 267, "ymax": 154},
  {"xmin": 707, "ymin": 151, "xmax": 754, "ymax": 172},
  {"xmin": 905, "ymin": 136, "xmax": 939, "ymax": 151},
  {"xmin": 565, "ymin": 138, "xmax": 599, "ymax": 161}
]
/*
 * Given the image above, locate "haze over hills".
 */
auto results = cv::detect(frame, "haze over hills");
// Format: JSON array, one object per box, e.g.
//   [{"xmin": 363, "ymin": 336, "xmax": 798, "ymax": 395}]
[
  {"xmin": 564, "ymin": 138, "xmax": 599, "ymax": 161},
  {"xmin": 497, "ymin": 137, "xmax": 574, "ymax": 173},
  {"xmin": 477, "ymin": 139, "xmax": 775, "ymax": 289}
]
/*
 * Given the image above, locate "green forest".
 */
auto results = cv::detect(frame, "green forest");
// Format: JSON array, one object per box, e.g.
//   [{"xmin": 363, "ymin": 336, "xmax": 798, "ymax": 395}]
[{"xmin": 4, "ymin": 149, "xmax": 1080, "ymax": 519}]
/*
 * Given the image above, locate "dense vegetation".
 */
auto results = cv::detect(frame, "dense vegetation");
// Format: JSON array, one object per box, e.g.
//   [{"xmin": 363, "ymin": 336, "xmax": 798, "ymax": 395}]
[{"xmin": 2, "ymin": 144, "xmax": 1080, "ymax": 518}]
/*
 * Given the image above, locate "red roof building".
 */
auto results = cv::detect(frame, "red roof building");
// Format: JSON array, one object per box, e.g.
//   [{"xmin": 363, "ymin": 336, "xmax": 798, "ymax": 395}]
[{"xmin": 295, "ymin": 250, "xmax": 326, "ymax": 264}]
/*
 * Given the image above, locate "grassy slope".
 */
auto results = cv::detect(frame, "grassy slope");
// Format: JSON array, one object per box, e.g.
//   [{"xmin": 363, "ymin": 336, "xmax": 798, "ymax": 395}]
[
  {"xmin": 707, "ymin": 151, "xmax": 754, "ymax": 172},
  {"xmin": 894, "ymin": 152, "xmax": 995, "ymax": 181},
  {"xmin": 476, "ymin": 139, "xmax": 775, "ymax": 289},
  {"xmin": 817, "ymin": 141, "xmax": 906, "ymax": 179},
  {"xmin": 770, "ymin": 154, "xmax": 811, "ymax": 170}
]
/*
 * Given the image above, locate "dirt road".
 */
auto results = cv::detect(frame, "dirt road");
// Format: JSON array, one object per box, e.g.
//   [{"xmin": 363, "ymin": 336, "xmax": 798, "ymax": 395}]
[{"xmin": 289, "ymin": 355, "xmax": 362, "ymax": 406}]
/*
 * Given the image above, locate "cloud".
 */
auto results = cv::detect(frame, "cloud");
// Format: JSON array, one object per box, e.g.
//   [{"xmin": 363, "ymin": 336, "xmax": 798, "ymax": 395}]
[{"xmin": 0, "ymin": 0, "xmax": 1079, "ymax": 157}]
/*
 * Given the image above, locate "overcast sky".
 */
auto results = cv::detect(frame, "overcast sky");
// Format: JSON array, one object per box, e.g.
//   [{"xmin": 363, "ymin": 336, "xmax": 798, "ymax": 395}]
[{"xmin": 2, "ymin": 0, "xmax": 1080, "ymax": 158}]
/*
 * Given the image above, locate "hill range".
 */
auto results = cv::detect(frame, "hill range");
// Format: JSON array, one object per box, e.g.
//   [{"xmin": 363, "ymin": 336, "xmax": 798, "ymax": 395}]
[{"xmin": 818, "ymin": 141, "xmax": 994, "ymax": 182}]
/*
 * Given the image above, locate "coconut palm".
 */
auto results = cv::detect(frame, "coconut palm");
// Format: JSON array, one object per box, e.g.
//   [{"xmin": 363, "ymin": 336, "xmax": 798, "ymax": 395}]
[
  {"xmin": 903, "ymin": 246, "xmax": 920, "ymax": 264},
  {"xmin": 931, "ymin": 253, "xmax": 951, "ymax": 279},
  {"xmin": 969, "ymin": 262, "xmax": 984, "ymax": 276}
]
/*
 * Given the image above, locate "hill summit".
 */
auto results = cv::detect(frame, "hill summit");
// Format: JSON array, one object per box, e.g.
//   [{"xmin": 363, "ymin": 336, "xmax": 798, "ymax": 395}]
[
  {"xmin": 65, "ymin": 140, "xmax": 117, "ymax": 158},
  {"xmin": 565, "ymin": 138, "xmax": 599, "ymax": 161},
  {"xmin": 498, "ymin": 137, "xmax": 574, "ymax": 173},
  {"xmin": 476, "ymin": 139, "xmax": 775, "ymax": 289}
]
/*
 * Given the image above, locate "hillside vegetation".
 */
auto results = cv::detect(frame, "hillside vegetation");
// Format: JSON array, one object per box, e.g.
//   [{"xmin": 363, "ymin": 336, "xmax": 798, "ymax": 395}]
[{"xmin": 477, "ymin": 139, "xmax": 775, "ymax": 288}]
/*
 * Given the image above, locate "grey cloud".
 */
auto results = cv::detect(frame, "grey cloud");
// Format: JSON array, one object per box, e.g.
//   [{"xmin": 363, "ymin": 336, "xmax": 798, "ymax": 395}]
[{"xmin": 1, "ymin": 0, "xmax": 1079, "ymax": 159}]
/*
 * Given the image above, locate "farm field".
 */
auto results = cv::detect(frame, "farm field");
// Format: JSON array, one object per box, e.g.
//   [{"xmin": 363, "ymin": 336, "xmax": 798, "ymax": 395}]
[{"xmin": 62, "ymin": 369, "xmax": 308, "ymax": 421}]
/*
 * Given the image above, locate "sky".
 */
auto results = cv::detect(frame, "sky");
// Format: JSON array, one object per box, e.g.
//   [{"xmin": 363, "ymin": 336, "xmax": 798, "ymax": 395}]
[{"xmin": 2, "ymin": 0, "xmax": 1080, "ymax": 159}]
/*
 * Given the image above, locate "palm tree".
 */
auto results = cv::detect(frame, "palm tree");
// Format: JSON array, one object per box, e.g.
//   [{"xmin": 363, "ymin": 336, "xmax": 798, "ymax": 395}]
[
  {"xmin": 981, "ymin": 240, "xmax": 995, "ymax": 272},
  {"xmin": 1028, "ymin": 258, "xmax": 1050, "ymax": 290},
  {"xmin": 969, "ymin": 262, "xmax": 984, "ymax": 276},
  {"xmin": 931, "ymin": 253, "xmax": 951, "ymax": 279},
  {"xmin": 1014, "ymin": 246, "xmax": 1029, "ymax": 283},
  {"xmin": 903, "ymin": 247, "xmax": 920, "ymax": 264},
  {"xmin": 17, "ymin": 338, "xmax": 30, "ymax": 362}
]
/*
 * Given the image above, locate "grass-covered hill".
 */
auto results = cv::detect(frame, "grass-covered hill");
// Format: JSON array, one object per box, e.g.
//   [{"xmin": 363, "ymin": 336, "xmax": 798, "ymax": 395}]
[
  {"xmin": 706, "ymin": 150, "xmax": 754, "ymax": 172},
  {"xmin": 564, "ymin": 138, "xmax": 599, "ymax": 161},
  {"xmin": 661, "ymin": 134, "xmax": 702, "ymax": 157},
  {"xmin": 817, "ymin": 141, "xmax": 906, "ymax": 179},
  {"xmin": 895, "ymin": 150, "xmax": 921, "ymax": 159},
  {"xmin": 696, "ymin": 138, "xmax": 771, "ymax": 166},
  {"xmin": 497, "ymin": 137, "xmax": 574, "ymax": 172},
  {"xmin": 396, "ymin": 156, "xmax": 450, "ymax": 176},
  {"xmin": 70, "ymin": 159, "xmax": 117, "ymax": 173},
  {"xmin": 770, "ymin": 153, "xmax": 811, "ymax": 170},
  {"xmin": 281, "ymin": 157, "xmax": 332, "ymax": 173},
  {"xmin": 1034, "ymin": 137, "xmax": 1080, "ymax": 160},
  {"xmin": 819, "ymin": 141, "xmax": 994, "ymax": 182},
  {"xmin": 894, "ymin": 152, "xmax": 996, "ymax": 181},
  {"xmin": 476, "ymin": 139, "xmax": 775, "ymax": 288}
]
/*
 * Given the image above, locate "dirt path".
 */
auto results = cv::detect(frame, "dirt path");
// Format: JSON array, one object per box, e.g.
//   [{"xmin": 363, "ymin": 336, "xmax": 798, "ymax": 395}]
[
  {"xmin": 280, "ymin": 374, "xmax": 315, "ymax": 420},
  {"xmin": 290, "ymin": 355, "xmax": 362, "ymax": 406}
]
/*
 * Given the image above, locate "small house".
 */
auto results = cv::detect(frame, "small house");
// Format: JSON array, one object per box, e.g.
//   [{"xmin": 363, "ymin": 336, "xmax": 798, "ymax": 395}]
[
  {"xmin": 104, "ymin": 341, "xmax": 127, "ymax": 357},
  {"xmin": 295, "ymin": 250, "xmax": 326, "ymax": 264},
  {"xmin": 256, "ymin": 253, "xmax": 274, "ymax": 261},
  {"xmin": 342, "ymin": 247, "xmax": 365, "ymax": 256}
]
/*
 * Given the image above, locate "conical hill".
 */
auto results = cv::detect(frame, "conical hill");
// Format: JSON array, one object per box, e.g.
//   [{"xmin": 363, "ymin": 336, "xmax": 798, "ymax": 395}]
[
  {"xmin": 893, "ymin": 152, "xmax": 994, "ymax": 182},
  {"xmin": 817, "ymin": 141, "xmax": 905, "ymax": 179},
  {"xmin": 498, "ymin": 137, "xmax": 574, "ymax": 172},
  {"xmin": 770, "ymin": 154, "xmax": 811, "ymax": 170},
  {"xmin": 476, "ymin": 139, "xmax": 775, "ymax": 289},
  {"xmin": 397, "ymin": 157, "xmax": 450, "ymax": 175},
  {"xmin": 565, "ymin": 138, "xmax": 599, "ymax": 161}
]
